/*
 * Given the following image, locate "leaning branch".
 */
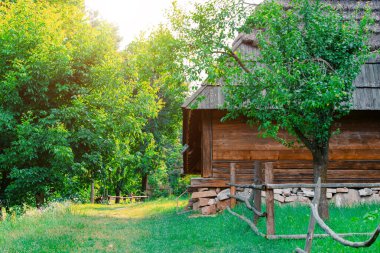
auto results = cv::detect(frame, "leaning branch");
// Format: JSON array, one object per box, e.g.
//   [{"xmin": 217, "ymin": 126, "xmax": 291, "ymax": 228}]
[
  {"xmin": 226, "ymin": 206, "xmax": 266, "ymax": 237},
  {"xmin": 310, "ymin": 204, "xmax": 380, "ymax": 248},
  {"xmin": 310, "ymin": 178, "xmax": 380, "ymax": 248},
  {"xmin": 229, "ymin": 194, "xmax": 266, "ymax": 217}
]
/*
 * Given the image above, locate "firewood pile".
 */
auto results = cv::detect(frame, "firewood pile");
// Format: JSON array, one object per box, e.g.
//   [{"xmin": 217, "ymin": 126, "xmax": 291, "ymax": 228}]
[{"xmin": 186, "ymin": 188, "xmax": 233, "ymax": 215}]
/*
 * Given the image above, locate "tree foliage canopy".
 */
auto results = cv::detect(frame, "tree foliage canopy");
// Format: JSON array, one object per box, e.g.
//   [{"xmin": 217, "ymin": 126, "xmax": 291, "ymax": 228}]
[{"xmin": 0, "ymin": 0, "xmax": 187, "ymax": 207}]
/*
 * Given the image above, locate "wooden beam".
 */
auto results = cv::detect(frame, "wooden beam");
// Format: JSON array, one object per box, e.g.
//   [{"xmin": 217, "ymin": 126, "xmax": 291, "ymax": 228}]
[
  {"xmin": 202, "ymin": 111, "xmax": 212, "ymax": 178},
  {"xmin": 253, "ymin": 161, "xmax": 263, "ymax": 225},
  {"xmin": 230, "ymin": 163, "xmax": 236, "ymax": 208},
  {"xmin": 265, "ymin": 162, "xmax": 275, "ymax": 236}
]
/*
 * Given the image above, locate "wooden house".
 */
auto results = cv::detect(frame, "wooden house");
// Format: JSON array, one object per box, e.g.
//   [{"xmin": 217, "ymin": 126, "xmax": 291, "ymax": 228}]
[{"xmin": 182, "ymin": 0, "xmax": 380, "ymax": 190}]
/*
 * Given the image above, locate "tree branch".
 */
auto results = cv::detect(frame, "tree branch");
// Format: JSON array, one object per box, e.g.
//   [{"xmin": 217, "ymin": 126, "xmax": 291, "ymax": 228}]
[
  {"xmin": 310, "ymin": 180, "xmax": 380, "ymax": 248},
  {"xmin": 228, "ymin": 194, "xmax": 266, "ymax": 217},
  {"xmin": 313, "ymin": 58, "xmax": 335, "ymax": 72},
  {"xmin": 243, "ymin": 1, "xmax": 259, "ymax": 7},
  {"xmin": 293, "ymin": 126, "xmax": 314, "ymax": 151},
  {"xmin": 226, "ymin": 206, "xmax": 266, "ymax": 237},
  {"xmin": 213, "ymin": 49, "xmax": 252, "ymax": 74}
]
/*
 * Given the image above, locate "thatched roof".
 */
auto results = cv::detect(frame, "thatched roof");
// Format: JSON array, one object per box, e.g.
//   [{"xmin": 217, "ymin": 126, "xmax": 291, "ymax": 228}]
[
  {"xmin": 183, "ymin": 0, "xmax": 380, "ymax": 111},
  {"xmin": 232, "ymin": 0, "xmax": 380, "ymax": 51}
]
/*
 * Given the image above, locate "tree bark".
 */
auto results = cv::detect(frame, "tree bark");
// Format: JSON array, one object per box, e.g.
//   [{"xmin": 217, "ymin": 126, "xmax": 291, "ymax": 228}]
[
  {"xmin": 141, "ymin": 173, "xmax": 148, "ymax": 193},
  {"xmin": 312, "ymin": 144, "xmax": 329, "ymax": 220},
  {"xmin": 115, "ymin": 187, "xmax": 121, "ymax": 204},
  {"xmin": 35, "ymin": 192, "xmax": 44, "ymax": 209},
  {"xmin": 90, "ymin": 181, "xmax": 95, "ymax": 204}
]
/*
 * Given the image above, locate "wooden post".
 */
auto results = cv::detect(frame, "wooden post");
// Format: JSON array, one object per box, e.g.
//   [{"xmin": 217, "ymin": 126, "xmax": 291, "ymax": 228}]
[
  {"xmin": 90, "ymin": 181, "xmax": 95, "ymax": 204},
  {"xmin": 253, "ymin": 161, "xmax": 262, "ymax": 225},
  {"xmin": 230, "ymin": 163, "xmax": 236, "ymax": 208},
  {"xmin": 265, "ymin": 162, "xmax": 275, "ymax": 236},
  {"xmin": 304, "ymin": 178, "xmax": 322, "ymax": 253},
  {"xmin": 201, "ymin": 111, "xmax": 212, "ymax": 178}
]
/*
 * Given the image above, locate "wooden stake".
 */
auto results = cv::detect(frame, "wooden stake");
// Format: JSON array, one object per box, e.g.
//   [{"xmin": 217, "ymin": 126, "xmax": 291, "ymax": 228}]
[
  {"xmin": 304, "ymin": 177, "xmax": 321, "ymax": 252},
  {"xmin": 265, "ymin": 162, "xmax": 275, "ymax": 236},
  {"xmin": 253, "ymin": 161, "xmax": 262, "ymax": 225},
  {"xmin": 230, "ymin": 163, "xmax": 236, "ymax": 208}
]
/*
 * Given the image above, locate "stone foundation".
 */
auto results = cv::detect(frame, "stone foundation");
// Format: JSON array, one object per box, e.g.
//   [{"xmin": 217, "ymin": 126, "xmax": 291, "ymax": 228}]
[{"xmin": 186, "ymin": 187, "xmax": 380, "ymax": 215}]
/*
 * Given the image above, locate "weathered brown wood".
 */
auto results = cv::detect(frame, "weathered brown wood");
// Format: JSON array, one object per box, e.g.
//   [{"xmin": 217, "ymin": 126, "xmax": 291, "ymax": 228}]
[
  {"xmin": 254, "ymin": 161, "xmax": 263, "ymax": 225},
  {"xmin": 303, "ymin": 178, "xmax": 322, "ymax": 253},
  {"xmin": 213, "ymin": 149, "xmax": 380, "ymax": 161},
  {"xmin": 266, "ymin": 232, "xmax": 377, "ymax": 240},
  {"xmin": 266, "ymin": 182, "xmax": 380, "ymax": 189},
  {"xmin": 211, "ymin": 110, "xmax": 380, "ymax": 164},
  {"xmin": 230, "ymin": 163, "xmax": 236, "ymax": 208},
  {"xmin": 191, "ymin": 190, "xmax": 217, "ymax": 199},
  {"xmin": 310, "ymin": 178, "xmax": 380, "ymax": 248},
  {"xmin": 226, "ymin": 206, "xmax": 266, "ymax": 237},
  {"xmin": 229, "ymin": 192, "xmax": 266, "ymax": 217},
  {"xmin": 202, "ymin": 111, "xmax": 213, "ymax": 178},
  {"xmin": 265, "ymin": 162, "xmax": 275, "ymax": 236}
]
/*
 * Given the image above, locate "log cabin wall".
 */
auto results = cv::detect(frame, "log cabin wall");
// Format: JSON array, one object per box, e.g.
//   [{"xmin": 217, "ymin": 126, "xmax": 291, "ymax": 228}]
[{"xmin": 190, "ymin": 110, "xmax": 380, "ymax": 188}]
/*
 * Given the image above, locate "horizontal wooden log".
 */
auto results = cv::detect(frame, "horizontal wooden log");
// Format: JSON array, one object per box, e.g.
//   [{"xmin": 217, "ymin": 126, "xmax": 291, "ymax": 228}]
[
  {"xmin": 207, "ymin": 160, "xmax": 380, "ymax": 185},
  {"xmin": 213, "ymin": 149, "xmax": 380, "ymax": 161},
  {"xmin": 266, "ymin": 232, "xmax": 377, "ymax": 240},
  {"xmin": 266, "ymin": 183, "xmax": 380, "ymax": 189}
]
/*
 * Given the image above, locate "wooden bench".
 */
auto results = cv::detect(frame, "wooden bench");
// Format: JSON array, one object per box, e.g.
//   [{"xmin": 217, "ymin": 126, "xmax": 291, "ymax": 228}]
[{"xmin": 107, "ymin": 195, "xmax": 148, "ymax": 203}]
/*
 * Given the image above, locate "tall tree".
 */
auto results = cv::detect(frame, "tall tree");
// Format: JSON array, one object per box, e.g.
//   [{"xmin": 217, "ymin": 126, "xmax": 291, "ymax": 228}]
[
  {"xmin": 124, "ymin": 26, "xmax": 188, "ymax": 194},
  {"xmin": 171, "ymin": 0, "xmax": 374, "ymax": 219},
  {"xmin": 0, "ymin": 0, "xmax": 78, "ymax": 206},
  {"xmin": 0, "ymin": 0, "xmax": 159, "ymax": 206}
]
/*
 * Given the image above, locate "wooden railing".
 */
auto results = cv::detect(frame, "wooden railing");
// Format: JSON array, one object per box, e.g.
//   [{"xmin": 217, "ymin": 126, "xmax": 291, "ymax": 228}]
[{"xmin": 226, "ymin": 162, "xmax": 380, "ymax": 252}]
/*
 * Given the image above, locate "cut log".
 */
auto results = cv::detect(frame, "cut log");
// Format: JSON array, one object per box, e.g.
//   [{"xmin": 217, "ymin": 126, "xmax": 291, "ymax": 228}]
[
  {"xmin": 199, "ymin": 198, "xmax": 210, "ymax": 207},
  {"xmin": 201, "ymin": 204, "xmax": 217, "ymax": 215},
  {"xmin": 336, "ymin": 187, "xmax": 349, "ymax": 193},
  {"xmin": 208, "ymin": 198, "xmax": 216, "ymax": 205},
  {"xmin": 193, "ymin": 201, "xmax": 200, "ymax": 211},
  {"xmin": 327, "ymin": 188, "xmax": 337, "ymax": 194},
  {"xmin": 191, "ymin": 190, "xmax": 217, "ymax": 199},
  {"xmin": 216, "ymin": 199, "xmax": 231, "ymax": 211}
]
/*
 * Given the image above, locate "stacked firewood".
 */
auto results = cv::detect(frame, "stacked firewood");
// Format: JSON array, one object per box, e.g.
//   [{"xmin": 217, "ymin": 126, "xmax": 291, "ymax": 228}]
[
  {"xmin": 187, "ymin": 187, "xmax": 253, "ymax": 215},
  {"xmin": 186, "ymin": 188, "xmax": 233, "ymax": 215}
]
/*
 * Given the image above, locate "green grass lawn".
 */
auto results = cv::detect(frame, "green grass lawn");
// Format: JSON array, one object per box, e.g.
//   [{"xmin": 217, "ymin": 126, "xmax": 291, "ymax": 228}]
[{"xmin": 1, "ymin": 198, "xmax": 380, "ymax": 253}]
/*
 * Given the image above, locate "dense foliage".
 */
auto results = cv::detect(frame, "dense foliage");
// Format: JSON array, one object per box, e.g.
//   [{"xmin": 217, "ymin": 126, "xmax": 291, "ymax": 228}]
[
  {"xmin": 0, "ymin": 0, "xmax": 187, "ymax": 208},
  {"xmin": 171, "ymin": 0, "xmax": 374, "ymax": 219}
]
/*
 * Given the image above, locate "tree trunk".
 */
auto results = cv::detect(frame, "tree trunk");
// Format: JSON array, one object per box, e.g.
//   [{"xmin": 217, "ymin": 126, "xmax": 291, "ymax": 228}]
[
  {"xmin": 312, "ymin": 144, "xmax": 329, "ymax": 220},
  {"xmin": 35, "ymin": 192, "xmax": 44, "ymax": 209},
  {"xmin": 90, "ymin": 181, "xmax": 95, "ymax": 204},
  {"xmin": 141, "ymin": 173, "xmax": 148, "ymax": 194},
  {"xmin": 115, "ymin": 187, "xmax": 121, "ymax": 204}
]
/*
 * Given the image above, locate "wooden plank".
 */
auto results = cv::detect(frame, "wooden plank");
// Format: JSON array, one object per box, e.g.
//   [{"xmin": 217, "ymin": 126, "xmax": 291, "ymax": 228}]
[
  {"xmin": 202, "ymin": 111, "xmax": 212, "ymax": 178},
  {"xmin": 190, "ymin": 177, "xmax": 252, "ymax": 188},
  {"xmin": 265, "ymin": 162, "xmax": 275, "ymax": 236},
  {"xmin": 213, "ymin": 149, "xmax": 380, "ymax": 161},
  {"xmin": 211, "ymin": 111, "xmax": 380, "ymax": 162}
]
